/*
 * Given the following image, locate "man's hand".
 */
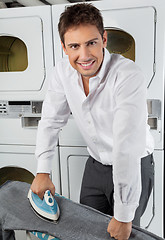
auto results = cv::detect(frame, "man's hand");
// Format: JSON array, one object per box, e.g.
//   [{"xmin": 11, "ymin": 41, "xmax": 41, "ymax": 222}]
[
  {"xmin": 107, "ymin": 217, "xmax": 132, "ymax": 240},
  {"xmin": 31, "ymin": 173, "xmax": 55, "ymax": 199}
]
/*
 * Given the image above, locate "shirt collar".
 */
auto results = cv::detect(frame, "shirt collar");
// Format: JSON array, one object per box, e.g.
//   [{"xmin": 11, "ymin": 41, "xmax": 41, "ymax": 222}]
[{"xmin": 95, "ymin": 48, "xmax": 111, "ymax": 83}]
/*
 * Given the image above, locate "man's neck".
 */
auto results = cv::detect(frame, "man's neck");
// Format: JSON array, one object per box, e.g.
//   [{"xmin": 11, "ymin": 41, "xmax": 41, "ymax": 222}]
[{"xmin": 82, "ymin": 77, "xmax": 89, "ymax": 96}]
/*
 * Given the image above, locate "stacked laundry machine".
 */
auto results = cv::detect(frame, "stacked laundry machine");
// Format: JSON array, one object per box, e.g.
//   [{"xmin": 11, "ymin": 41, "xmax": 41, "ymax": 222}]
[
  {"xmin": 0, "ymin": 6, "xmax": 61, "ymax": 191},
  {"xmin": 0, "ymin": 0, "xmax": 164, "ymax": 238},
  {"xmin": 52, "ymin": 0, "xmax": 164, "ymax": 238}
]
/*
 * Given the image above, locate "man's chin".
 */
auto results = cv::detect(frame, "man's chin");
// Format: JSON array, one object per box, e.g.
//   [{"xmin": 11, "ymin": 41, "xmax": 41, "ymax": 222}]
[{"xmin": 78, "ymin": 69, "xmax": 98, "ymax": 78}]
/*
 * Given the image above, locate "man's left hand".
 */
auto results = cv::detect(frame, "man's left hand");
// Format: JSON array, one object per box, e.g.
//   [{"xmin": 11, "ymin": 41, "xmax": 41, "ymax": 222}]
[{"xmin": 107, "ymin": 217, "xmax": 132, "ymax": 240}]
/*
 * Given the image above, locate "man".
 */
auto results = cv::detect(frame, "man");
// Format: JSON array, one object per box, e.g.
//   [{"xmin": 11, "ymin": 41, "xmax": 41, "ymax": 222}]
[{"xmin": 31, "ymin": 3, "xmax": 154, "ymax": 240}]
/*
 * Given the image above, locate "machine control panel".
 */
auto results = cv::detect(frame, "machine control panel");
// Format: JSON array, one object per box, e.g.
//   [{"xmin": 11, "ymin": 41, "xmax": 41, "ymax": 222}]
[
  {"xmin": 0, "ymin": 99, "xmax": 161, "ymax": 129},
  {"xmin": 0, "ymin": 101, "xmax": 43, "ymax": 118},
  {"xmin": 0, "ymin": 101, "xmax": 7, "ymax": 115},
  {"xmin": 0, "ymin": 100, "xmax": 43, "ymax": 128}
]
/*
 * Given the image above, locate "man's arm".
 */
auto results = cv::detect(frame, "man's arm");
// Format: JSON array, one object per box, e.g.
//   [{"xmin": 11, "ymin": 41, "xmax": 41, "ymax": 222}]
[
  {"xmin": 31, "ymin": 67, "xmax": 70, "ymax": 198},
  {"xmin": 112, "ymin": 67, "xmax": 147, "ymax": 223},
  {"xmin": 108, "ymin": 62, "xmax": 147, "ymax": 239}
]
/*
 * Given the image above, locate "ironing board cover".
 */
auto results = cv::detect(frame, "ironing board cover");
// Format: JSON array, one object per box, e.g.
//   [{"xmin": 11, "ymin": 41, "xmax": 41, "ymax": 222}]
[
  {"xmin": 0, "ymin": 181, "xmax": 164, "ymax": 240},
  {"xmin": 30, "ymin": 231, "xmax": 59, "ymax": 240}
]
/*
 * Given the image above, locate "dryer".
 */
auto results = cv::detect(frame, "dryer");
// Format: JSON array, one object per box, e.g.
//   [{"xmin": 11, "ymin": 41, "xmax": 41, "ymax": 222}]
[
  {"xmin": 0, "ymin": 6, "xmax": 61, "ymax": 192},
  {"xmin": 0, "ymin": 5, "xmax": 53, "ymax": 100},
  {"xmin": 52, "ymin": 0, "xmax": 164, "ymax": 237}
]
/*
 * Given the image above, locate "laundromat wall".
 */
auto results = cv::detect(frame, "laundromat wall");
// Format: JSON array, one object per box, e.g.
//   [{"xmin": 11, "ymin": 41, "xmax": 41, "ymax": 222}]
[{"xmin": 0, "ymin": 0, "xmax": 164, "ymax": 239}]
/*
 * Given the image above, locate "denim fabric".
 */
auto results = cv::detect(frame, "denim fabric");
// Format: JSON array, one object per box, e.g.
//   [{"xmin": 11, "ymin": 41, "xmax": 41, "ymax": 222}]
[{"xmin": 0, "ymin": 181, "xmax": 163, "ymax": 240}]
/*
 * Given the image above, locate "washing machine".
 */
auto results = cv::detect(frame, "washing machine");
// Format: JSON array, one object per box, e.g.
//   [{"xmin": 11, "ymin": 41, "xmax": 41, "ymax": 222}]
[
  {"xmin": 0, "ymin": 6, "xmax": 62, "ymax": 240},
  {"xmin": 0, "ymin": 5, "xmax": 54, "ymax": 100},
  {"xmin": 52, "ymin": 0, "xmax": 164, "ymax": 237},
  {"xmin": 58, "ymin": 116, "xmax": 89, "ymax": 202},
  {"xmin": 0, "ymin": 5, "xmax": 61, "ymax": 191}
]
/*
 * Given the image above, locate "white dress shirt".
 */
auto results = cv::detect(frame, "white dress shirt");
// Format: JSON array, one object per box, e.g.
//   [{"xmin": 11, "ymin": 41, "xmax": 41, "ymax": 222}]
[{"xmin": 36, "ymin": 48, "xmax": 154, "ymax": 222}]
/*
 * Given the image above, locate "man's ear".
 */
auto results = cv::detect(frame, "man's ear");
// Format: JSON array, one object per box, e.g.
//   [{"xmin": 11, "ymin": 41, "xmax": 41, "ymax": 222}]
[
  {"xmin": 102, "ymin": 30, "xmax": 107, "ymax": 48},
  {"xmin": 61, "ymin": 41, "xmax": 68, "ymax": 55}
]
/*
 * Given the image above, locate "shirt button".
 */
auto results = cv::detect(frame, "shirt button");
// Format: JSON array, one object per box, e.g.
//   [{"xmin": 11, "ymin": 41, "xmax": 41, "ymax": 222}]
[
  {"xmin": 99, "ymin": 148, "xmax": 105, "ymax": 152},
  {"xmin": 92, "ymin": 137, "xmax": 97, "ymax": 143}
]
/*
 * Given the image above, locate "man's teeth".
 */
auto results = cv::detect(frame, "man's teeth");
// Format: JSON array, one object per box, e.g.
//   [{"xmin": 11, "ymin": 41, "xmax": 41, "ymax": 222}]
[{"xmin": 81, "ymin": 61, "xmax": 93, "ymax": 67}]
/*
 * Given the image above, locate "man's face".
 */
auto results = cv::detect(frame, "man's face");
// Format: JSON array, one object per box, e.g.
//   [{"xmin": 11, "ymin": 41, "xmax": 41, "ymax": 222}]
[{"xmin": 61, "ymin": 24, "xmax": 107, "ymax": 81}]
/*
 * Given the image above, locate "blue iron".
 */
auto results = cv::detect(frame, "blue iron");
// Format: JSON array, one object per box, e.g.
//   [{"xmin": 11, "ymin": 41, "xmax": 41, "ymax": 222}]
[{"xmin": 28, "ymin": 189, "xmax": 60, "ymax": 223}]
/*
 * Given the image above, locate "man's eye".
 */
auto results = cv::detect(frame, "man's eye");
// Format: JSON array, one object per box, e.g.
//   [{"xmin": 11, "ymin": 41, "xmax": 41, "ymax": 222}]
[
  {"xmin": 70, "ymin": 45, "xmax": 79, "ymax": 49},
  {"xmin": 88, "ymin": 41, "xmax": 96, "ymax": 46}
]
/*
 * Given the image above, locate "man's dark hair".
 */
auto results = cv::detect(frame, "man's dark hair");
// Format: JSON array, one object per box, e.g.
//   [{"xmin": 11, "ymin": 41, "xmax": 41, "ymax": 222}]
[{"xmin": 58, "ymin": 3, "xmax": 104, "ymax": 45}]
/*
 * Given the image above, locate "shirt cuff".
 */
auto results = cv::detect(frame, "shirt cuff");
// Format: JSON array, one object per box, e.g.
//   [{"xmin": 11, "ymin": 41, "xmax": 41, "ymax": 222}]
[
  {"xmin": 114, "ymin": 203, "xmax": 138, "ymax": 222},
  {"xmin": 36, "ymin": 158, "xmax": 52, "ymax": 174}
]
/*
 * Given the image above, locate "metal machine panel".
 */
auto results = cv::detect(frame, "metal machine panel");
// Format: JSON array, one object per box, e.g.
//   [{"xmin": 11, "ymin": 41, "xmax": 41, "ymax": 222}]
[
  {"xmin": 59, "ymin": 116, "xmax": 86, "ymax": 146},
  {"xmin": 102, "ymin": 7, "xmax": 155, "ymax": 87},
  {"xmin": 59, "ymin": 146, "xmax": 89, "ymax": 199},
  {"xmin": 0, "ymin": 5, "xmax": 54, "ymax": 100},
  {"xmin": 0, "ymin": 7, "xmax": 60, "ymax": 240},
  {"xmin": 0, "ymin": 146, "xmax": 37, "ymax": 179},
  {"xmin": 0, "ymin": 145, "xmax": 61, "ymax": 194},
  {"xmin": 0, "ymin": 16, "xmax": 44, "ymax": 91},
  {"xmin": 67, "ymin": 155, "xmax": 88, "ymax": 202},
  {"xmin": 0, "ymin": 100, "xmax": 42, "ymax": 145}
]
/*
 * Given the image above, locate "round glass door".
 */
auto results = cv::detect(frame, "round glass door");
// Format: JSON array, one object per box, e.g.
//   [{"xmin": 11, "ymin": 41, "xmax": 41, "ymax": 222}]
[
  {"xmin": 0, "ymin": 166, "xmax": 34, "ymax": 186},
  {"xmin": 106, "ymin": 28, "xmax": 135, "ymax": 61},
  {"xmin": 0, "ymin": 36, "xmax": 28, "ymax": 72}
]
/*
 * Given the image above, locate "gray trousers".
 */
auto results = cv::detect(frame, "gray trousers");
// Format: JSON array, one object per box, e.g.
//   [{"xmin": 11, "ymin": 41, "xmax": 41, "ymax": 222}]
[{"xmin": 80, "ymin": 154, "xmax": 154, "ymax": 226}]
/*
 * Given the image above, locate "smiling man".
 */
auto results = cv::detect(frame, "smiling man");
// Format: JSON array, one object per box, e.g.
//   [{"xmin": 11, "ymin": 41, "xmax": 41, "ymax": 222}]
[
  {"xmin": 61, "ymin": 24, "xmax": 107, "ymax": 96},
  {"xmin": 31, "ymin": 3, "xmax": 154, "ymax": 240}
]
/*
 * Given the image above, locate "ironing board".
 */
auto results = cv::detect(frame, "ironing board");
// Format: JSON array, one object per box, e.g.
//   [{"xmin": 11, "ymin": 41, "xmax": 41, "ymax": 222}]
[{"xmin": 0, "ymin": 181, "xmax": 164, "ymax": 240}]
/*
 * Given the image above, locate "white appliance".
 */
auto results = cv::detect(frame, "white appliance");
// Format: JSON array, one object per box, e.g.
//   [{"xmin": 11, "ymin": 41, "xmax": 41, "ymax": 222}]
[
  {"xmin": 0, "ymin": 5, "xmax": 61, "ymax": 192},
  {"xmin": 52, "ymin": 0, "xmax": 164, "ymax": 237},
  {"xmin": 0, "ymin": 6, "xmax": 62, "ymax": 240}
]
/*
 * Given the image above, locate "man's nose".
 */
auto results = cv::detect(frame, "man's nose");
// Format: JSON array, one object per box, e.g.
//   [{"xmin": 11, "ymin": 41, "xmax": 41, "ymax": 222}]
[{"xmin": 79, "ymin": 46, "xmax": 90, "ymax": 61}]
